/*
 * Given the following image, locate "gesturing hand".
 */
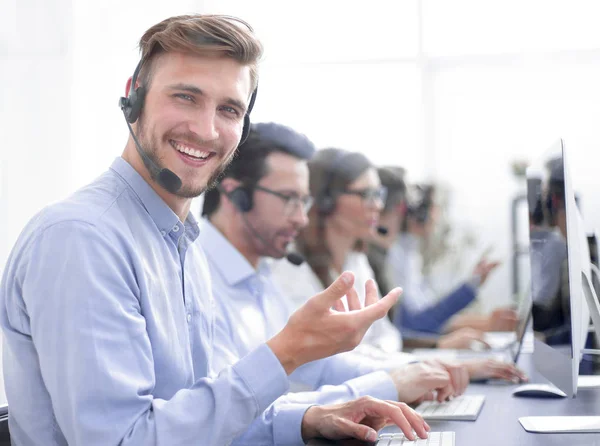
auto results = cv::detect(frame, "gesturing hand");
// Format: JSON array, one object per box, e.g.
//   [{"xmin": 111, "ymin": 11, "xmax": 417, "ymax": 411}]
[{"xmin": 268, "ymin": 272, "xmax": 401, "ymax": 374}]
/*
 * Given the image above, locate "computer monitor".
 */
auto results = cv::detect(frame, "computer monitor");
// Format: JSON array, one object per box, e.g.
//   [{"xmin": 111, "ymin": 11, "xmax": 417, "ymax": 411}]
[{"xmin": 526, "ymin": 138, "xmax": 600, "ymax": 398}]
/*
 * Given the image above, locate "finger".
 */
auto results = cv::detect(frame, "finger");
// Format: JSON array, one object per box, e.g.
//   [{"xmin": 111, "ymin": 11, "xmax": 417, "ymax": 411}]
[
  {"xmin": 445, "ymin": 365, "xmax": 463, "ymax": 397},
  {"xmin": 375, "ymin": 402, "xmax": 417, "ymax": 441},
  {"xmin": 450, "ymin": 363, "xmax": 469, "ymax": 395},
  {"xmin": 335, "ymin": 417, "xmax": 379, "ymax": 443},
  {"xmin": 364, "ymin": 279, "xmax": 378, "ymax": 307},
  {"xmin": 388, "ymin": 402, "xmax": 429, "ymax": 440},
  {"xmin": 354, "ymin": 287, "xmax": 401, "ymax": 326},
  {"xmin": 311, "ymin": 272, "xmax": 355, "ymax": 311},
  {"xmin": 436, "ymin": 381, "xmax": 455, "ymax": 403},
  {"xmin": 399, "ymin": 404, "xmax": 429, "ymax": 439},
  {"xmin": 421, "ymin": 391, "xmax": 436, "ymax": 402},
  {"xmin": 332, "ymin": 299, "xmax": 346, "ymax": 312},
  {"xmin": 347, "ymin": 285, "xmax": 362, "ymax": 311}
]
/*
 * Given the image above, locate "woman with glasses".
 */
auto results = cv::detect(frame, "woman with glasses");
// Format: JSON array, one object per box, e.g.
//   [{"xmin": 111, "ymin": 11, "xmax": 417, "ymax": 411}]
[
  {"xmin": 271, "ymin": 148, "xmax": 401, "ymax": 355},
  {"xmin": 271, "ymin": 149, "xmax": 528, "ymax": 382}
]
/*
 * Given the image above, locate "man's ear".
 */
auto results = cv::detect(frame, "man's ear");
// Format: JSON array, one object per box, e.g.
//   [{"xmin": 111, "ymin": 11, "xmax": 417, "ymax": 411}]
[{"xmin": 125, "ymin": 76, "xmax": 134, "ymax": 97}]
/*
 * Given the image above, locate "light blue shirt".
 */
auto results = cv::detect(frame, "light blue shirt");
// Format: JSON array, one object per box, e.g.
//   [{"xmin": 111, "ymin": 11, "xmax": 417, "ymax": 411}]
[
  {"xmin": 199, "ymin": 219, "xmax": 398, "ymax": 436},
  {"xmin": 0, "ymin": 158, "xmax": 291, "ymax": 446}
]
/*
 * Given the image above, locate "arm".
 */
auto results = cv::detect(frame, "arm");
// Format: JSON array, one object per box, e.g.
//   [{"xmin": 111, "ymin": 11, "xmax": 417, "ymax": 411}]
[
  {"xmin": 396, "ymin": 283, "xmax": 477, "ymax": 334},
  {"xmin": 25, "ymin": 222, "xmax": 289, "ymax": 446}
]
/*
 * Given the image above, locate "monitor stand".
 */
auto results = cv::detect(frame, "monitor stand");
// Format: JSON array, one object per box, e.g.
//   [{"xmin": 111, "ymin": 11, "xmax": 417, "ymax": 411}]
[{"xmin": 519, "ymin": 268, "xmax": 600, "ymax": 434}]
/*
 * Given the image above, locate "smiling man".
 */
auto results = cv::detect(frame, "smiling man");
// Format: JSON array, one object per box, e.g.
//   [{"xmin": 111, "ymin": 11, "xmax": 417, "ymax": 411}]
[{"xmin": 0, "ymin": 15, "xmax": 426, "ymax": 446}]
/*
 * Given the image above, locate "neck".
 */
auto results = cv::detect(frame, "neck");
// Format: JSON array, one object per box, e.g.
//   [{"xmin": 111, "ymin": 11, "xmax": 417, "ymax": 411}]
[
  {"xmin": 210, "ymin": 210, "xmax": 260, "ymax": 269},
  {"xmin": 123, "ymin": 140, "xmax": 191, "ymax": 222},
  {"xmin": 324, "ymin": 223, "xmax": 356, "ymax": 274}
]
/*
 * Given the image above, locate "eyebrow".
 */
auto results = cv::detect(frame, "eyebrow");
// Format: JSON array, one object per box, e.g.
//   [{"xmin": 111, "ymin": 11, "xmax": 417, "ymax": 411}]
[{"xmin": 167, "ymin": 83, "xmax": 247, "ymax": 114}]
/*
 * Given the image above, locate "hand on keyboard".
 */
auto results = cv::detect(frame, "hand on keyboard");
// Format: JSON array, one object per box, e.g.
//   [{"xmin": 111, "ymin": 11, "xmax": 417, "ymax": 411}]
[
  {"xmin": 301, "ymin": 396, "xmax": 430, "ymax": 443},
  {"xmin": 462, "ymin": 358, "xmax": 528, "ymax": 382},
  {"xmin": 421, "ymin": 359, "xmax": 469, "ymax": 400},
  {"xmin": 389, "ymin": 361, "xmax": 465, "ymax": 404},
  {"xmin": 377, "ymin": 432, "xmax": 455, "ymax": 445}
]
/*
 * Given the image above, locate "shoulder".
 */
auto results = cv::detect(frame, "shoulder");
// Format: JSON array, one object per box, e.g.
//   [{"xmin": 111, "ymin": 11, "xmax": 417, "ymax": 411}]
[{"xmin": 11, "ymin": 172, "xmax": 137, "ymax": 264}]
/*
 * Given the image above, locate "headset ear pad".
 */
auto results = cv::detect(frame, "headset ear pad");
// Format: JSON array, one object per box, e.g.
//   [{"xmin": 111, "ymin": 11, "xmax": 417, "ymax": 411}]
[
  {"xmin": 317, "ymin": 194, "xmax": 336, "ymax": 216},
  {"xmin": 239, "ymin": 114, "xmax": 251, "ymax": 146},
  {"xmin": 124, "ymin": 85, "xmax": 146, "ymax": 124},
  {"xmin": 229, "ymin": 187, "xmax": 253, "ymax": 212}
]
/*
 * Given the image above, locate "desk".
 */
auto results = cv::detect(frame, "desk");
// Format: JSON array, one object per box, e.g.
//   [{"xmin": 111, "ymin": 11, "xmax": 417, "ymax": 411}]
[
  {"xmin": 0, "ymin": 415, "xmax": 9, "ymax": 446},
  {"xmin": 308, "ymin": 353, "xmax": 600, "ymax": 446}
]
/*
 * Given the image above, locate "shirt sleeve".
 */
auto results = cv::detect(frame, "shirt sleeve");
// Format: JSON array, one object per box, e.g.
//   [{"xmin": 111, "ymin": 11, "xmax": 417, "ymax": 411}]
[
  {"xmin": 397, "ymin": 283, "xmax": 477, "ymax": 334},
  {"xmin": 233, "ymin": 369, "xmax": 397, "ymax": 446},
  {"xmin": 23, "ymin": 221, "xmax": 289, "ymax": 446}
]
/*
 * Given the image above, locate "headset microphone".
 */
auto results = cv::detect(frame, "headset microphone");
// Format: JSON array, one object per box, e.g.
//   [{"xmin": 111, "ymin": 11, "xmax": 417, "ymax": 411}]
[
  {"xmin": 285, "ymin": 251, "xmax": 305, "ymax": 266},
  {"xmin": 377, "ymin": 226, "xmax": 389, "ymax": 235},
  {"xmin": 122, "ymin": 117, "xmax": 183, "ymax": 194}
]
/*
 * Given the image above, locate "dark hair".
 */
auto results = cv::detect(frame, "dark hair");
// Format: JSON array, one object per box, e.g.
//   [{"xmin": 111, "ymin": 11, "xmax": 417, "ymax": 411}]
[
  {"xmin": 202, "ymin": 122, "xmax": 315, "ymax": 216},
  {"xmin": 378, "ymin": 166, "xmax": 406, "ymax": 213},
  {"xmin": 402, "ymin": 183, "xmax": 435, "ymax": 231},
  {"xmin": 296, "ymin": 148, "xmax": 373, "ymax": 288}
]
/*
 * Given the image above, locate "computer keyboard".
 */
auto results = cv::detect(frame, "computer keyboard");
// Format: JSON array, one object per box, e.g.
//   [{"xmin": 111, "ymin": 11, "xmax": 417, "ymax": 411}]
[
  {"xmin": 415, "ymin": 394, "xmax": 485, "ymax": 421},
  {"xmin": 376, "ymin": 432, "xmax": 455, "ymax": 445}
]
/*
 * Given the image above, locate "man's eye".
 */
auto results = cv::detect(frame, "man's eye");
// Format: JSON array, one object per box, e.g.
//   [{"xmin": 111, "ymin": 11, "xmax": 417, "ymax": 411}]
[
  {"xmin": 174, "ymin": 93, "xmax": 194, "ymax": 102},
  {"xmin": 220, "ymin": 106, "xmax": 240, "ymax": 116}
]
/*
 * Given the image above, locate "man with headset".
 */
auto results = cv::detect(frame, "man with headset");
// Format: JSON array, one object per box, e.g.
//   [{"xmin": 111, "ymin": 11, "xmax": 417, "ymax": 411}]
[
  {"xmin": 200, "ymin": 122, "xmax": 486, "ymax": 412},
  {"xmin": 0, "ymin": 15, "xmax": 430, "ymax": 445}
]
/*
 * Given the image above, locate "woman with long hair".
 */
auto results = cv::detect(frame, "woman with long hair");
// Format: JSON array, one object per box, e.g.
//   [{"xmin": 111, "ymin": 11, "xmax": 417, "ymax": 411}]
[{"xmin": 272, "ymin": 148, "xmax": 528, "ymax": 382}]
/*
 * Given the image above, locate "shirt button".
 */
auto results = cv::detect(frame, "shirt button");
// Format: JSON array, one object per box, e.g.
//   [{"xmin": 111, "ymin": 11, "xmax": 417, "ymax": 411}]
[
  {"xmin": 173, "ymin": 225, "xmax": 180, "ymax": 232},
  {"xmin": 187, "ymin": 313, "xmax": 192, "ymax": 323},
  {"xmin": 160, "ymin": 230, "xmax": 166, "ymax": 237}
]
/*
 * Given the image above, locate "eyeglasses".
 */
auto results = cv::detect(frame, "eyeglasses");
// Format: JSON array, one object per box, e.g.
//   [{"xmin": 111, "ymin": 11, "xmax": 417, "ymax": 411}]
[
  {"xmin": 341, "ymin": 186, "xmax": 388, "ymax": 206},
  {"xmin": 254, "ymin": 184, "xmax": 314, "ymax": 216}
]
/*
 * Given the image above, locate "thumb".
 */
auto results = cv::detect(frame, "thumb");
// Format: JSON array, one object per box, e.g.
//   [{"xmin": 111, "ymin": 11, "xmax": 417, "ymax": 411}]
[{"xmin": 311, "ymin": 271, "xmax": 355, "ymax": 311}]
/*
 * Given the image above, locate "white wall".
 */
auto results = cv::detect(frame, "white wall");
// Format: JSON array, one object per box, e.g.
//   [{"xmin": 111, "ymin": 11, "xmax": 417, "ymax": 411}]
[{"xmin": 1, "ymin": 0, "xmax": 74, "ymax": 403}]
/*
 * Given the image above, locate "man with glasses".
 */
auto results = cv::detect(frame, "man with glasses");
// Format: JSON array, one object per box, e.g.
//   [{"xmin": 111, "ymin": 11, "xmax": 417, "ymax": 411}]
[{"xmin": 200, "ymin": 123, "xmax": 469, "ymax": 425}]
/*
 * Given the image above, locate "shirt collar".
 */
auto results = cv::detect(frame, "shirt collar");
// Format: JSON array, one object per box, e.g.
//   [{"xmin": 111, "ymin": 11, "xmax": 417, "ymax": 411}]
[
  {"xmin": 110, "ymin": 157, "xmax": 199, "ymax": 241},
  {"xmin": 198, "ymin": 218, "xmax": 258, "ymax": 286}
]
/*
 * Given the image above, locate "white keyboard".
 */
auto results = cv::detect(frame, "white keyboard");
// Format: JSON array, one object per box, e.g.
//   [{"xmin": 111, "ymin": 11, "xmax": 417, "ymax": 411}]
[
  {"xmin": 415, "ymin": 394, "xmax": 485, "ymax": 421},
  {"xmin": 376, "ymin": 432, "xmax": 455, "ymax": 445}
]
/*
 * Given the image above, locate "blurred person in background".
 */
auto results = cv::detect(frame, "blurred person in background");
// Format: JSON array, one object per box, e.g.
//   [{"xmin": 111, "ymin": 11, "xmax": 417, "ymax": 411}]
[
  {"xmin": 387, "ymin": 182, "xmax": 518, "ymax": 337},
  {"xmin": 272, "ymin": 149, "xmax": 526, "ymax": 382}
]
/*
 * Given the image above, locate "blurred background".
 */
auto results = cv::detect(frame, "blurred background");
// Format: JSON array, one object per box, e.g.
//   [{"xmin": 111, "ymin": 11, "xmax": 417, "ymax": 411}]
[{"xmin": 3, "ymin": 0, "xmax": 600, "ymax": 401}]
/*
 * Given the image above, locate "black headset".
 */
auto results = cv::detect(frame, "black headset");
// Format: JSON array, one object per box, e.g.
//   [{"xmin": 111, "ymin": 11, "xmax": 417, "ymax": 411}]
[
  {"xmin": 406, "ymin": 185, "xmax": 434, "ymax": 224},
  {"xmin": 119, "ymin": 57, "xmax": 257, "ymax": 145},
  {"xmin": 227, "ymin": 185, "xmax": 254, "ymax": 213},
  {"xmin": 316, "ymin": 150, "xmax": 353, "ymax": 216}
]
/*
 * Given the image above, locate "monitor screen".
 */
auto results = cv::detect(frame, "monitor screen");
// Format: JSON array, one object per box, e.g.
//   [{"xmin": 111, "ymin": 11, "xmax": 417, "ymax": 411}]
[{"xmin": 526, "ymin": 138, "xmax": 591, "ymax": 397}]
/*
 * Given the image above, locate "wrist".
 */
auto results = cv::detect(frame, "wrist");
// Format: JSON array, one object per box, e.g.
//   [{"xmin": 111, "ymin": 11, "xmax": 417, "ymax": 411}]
[
  {"xmin": 301, "ymin": 405, "xmax": 322, "ymax": 441},
  {"xmin": 267, "ymin": 330, "xmax": 301, "ymax": 375}
]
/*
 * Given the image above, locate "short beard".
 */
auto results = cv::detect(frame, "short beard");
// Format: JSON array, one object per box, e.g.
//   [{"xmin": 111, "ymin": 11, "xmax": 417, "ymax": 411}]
[{"xmin": 136, "ymin": 114, "xmax": 238, "ymax": 198}]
